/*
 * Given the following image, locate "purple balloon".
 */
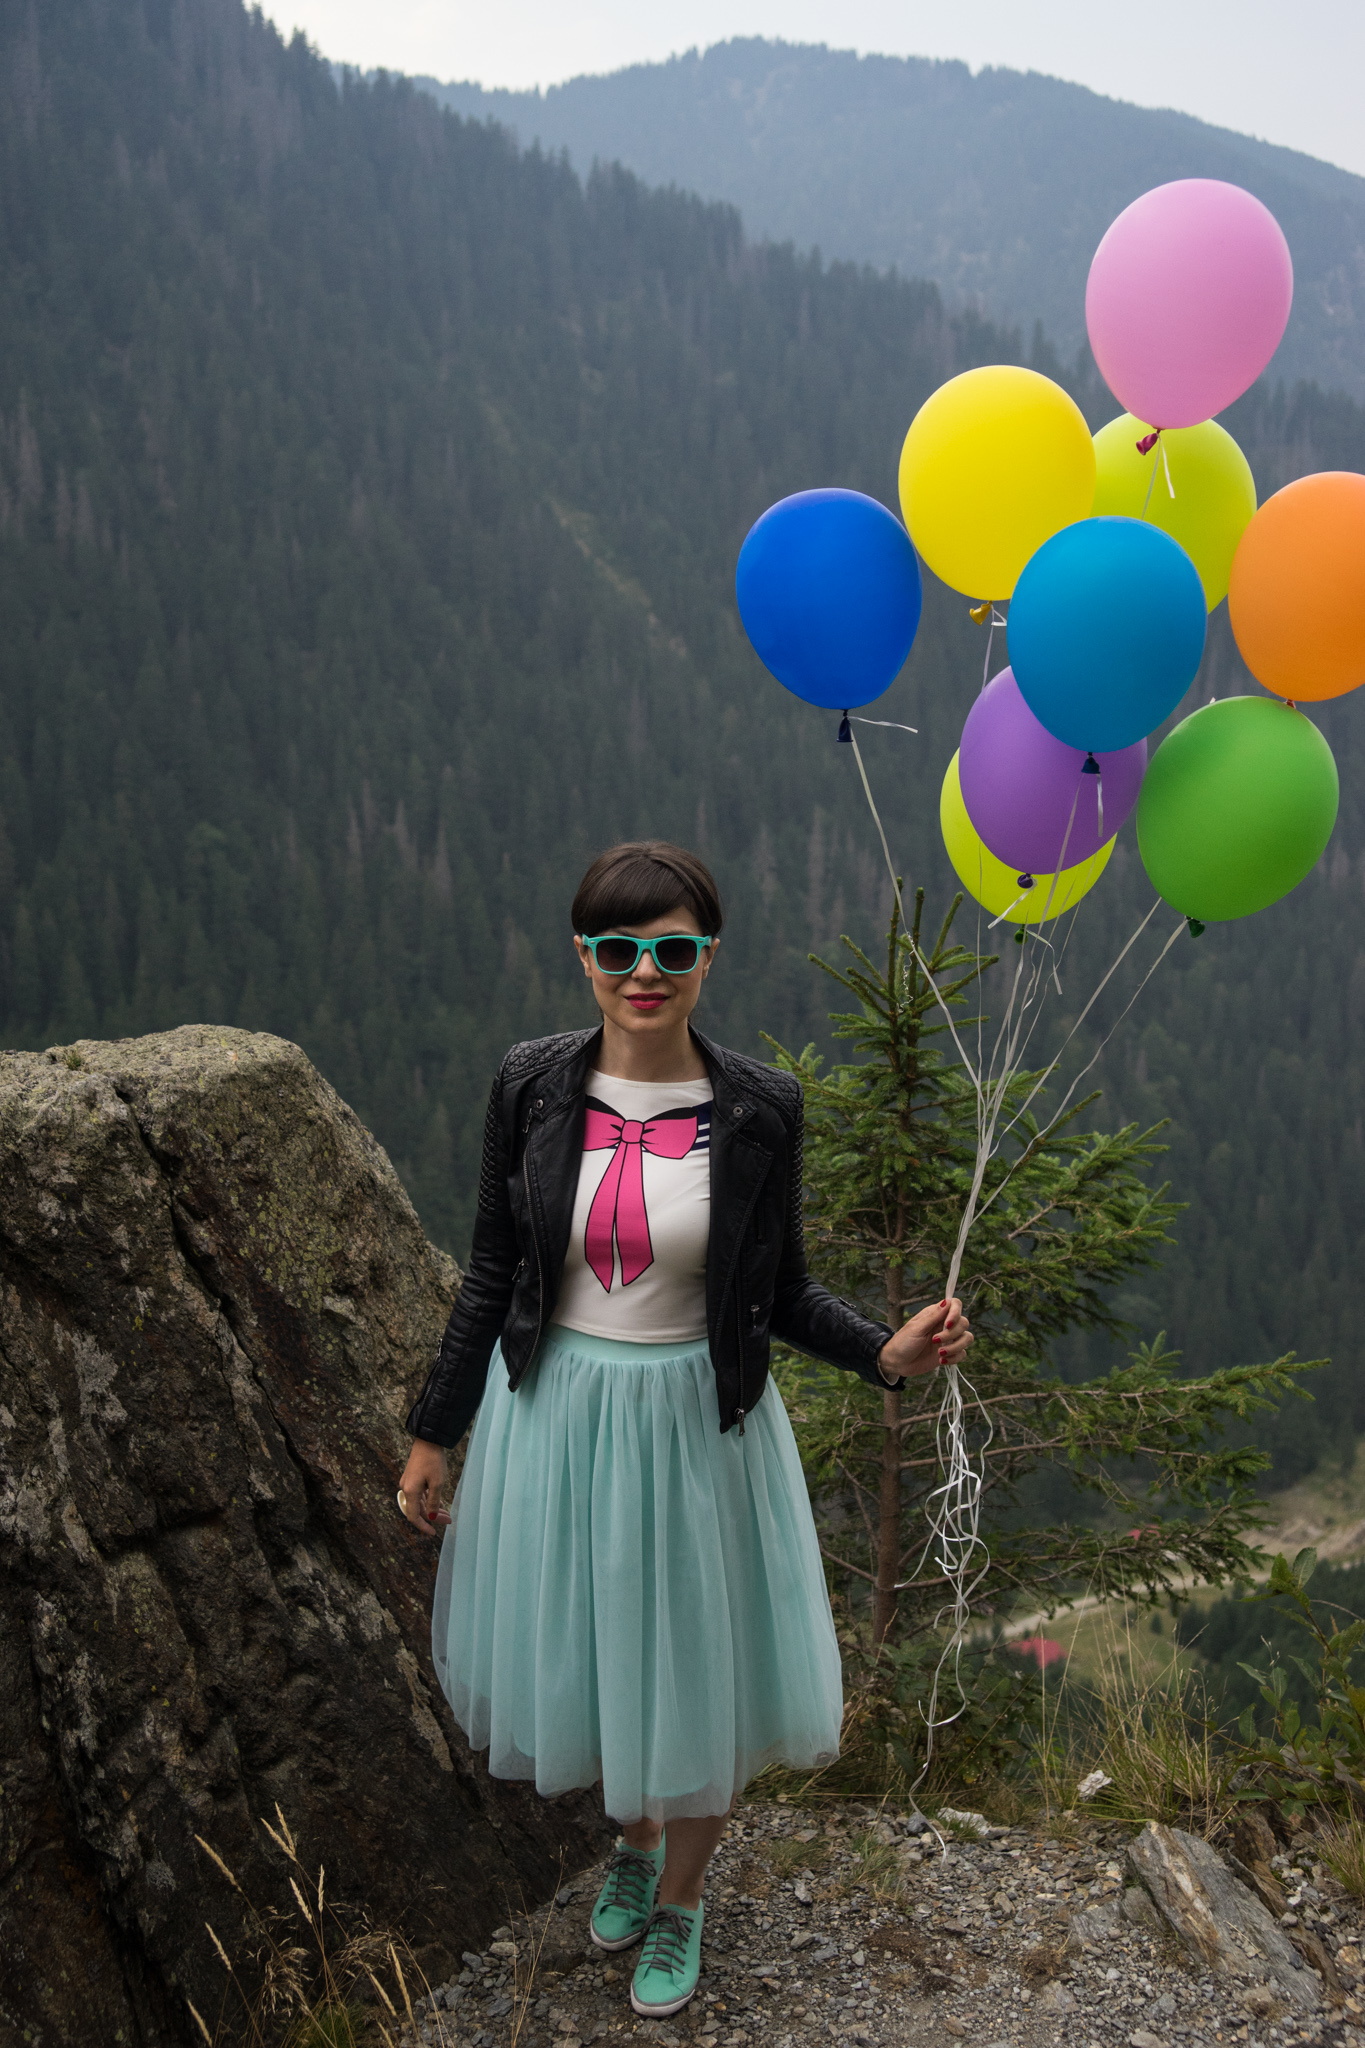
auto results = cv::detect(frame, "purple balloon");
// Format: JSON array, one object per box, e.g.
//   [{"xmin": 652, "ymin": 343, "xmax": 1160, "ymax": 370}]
[{"xmin": 959, "ymin": 668, "xmax": 1147, "ymax": 872}]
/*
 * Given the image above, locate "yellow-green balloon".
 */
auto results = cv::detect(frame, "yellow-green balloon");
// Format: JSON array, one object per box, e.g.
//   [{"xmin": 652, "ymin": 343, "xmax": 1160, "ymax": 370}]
[
  {"xmin": 1091, "ymin": 414, "xmax": 1256, "ymax": 610},
  {"xmin": 940, "ymin": 752, "xmax": 1113, "ymax": 922}
]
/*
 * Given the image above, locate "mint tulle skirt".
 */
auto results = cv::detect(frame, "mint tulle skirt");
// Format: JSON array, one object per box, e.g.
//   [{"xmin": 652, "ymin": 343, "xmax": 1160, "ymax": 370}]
[{"xmin": 431, "ymin": 1326, "xmax": 843, "ymax": 1822}]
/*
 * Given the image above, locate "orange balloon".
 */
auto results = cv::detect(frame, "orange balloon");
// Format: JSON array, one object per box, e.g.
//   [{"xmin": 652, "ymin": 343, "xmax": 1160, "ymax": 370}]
[{"xmin": 1229, "ymin": 471, "xmax": 1365, "ymax": 701}]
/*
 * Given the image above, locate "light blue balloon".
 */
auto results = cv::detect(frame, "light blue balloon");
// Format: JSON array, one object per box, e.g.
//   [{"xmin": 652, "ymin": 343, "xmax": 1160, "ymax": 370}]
[
  {"xmin": 1008, "ymin": 517, "xmax": 1207, "ymax": 752},
  {"xmin": 736, "ymin": 489, "xmax": 922, "ymax": 710}
]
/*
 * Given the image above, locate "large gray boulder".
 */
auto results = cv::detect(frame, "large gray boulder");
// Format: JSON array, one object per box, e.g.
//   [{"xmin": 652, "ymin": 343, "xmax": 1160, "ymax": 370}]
[{"xmin": 0, "ymin": 1027, "xmax": 607, "ymax": 2046}]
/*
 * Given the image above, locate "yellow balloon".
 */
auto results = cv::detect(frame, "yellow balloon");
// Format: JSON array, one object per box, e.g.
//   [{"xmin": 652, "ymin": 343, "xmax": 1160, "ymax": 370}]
[
  {"xmin": 898, "ymin": 366, "xmax": 1095, "ymax": 601},
  {"xmin": 940, "ymin": 753, "xmax": 1114, "ymax": 922},
  {"xmin": 1092, "ymin": 414, "xmax": 1256, "ymax": 610}
]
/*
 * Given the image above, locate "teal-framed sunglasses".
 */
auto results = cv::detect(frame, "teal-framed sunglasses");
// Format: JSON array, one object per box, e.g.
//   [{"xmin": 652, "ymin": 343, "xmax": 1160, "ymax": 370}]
[{"xmin": 579, "ymin": 932, "xmax": 714, "ymax": 975}]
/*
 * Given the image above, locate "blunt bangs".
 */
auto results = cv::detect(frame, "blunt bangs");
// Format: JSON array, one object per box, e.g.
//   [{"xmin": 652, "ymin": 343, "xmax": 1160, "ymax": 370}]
[{"xmin": 572, "ymin": 841, "xmax": 724, "ymax": 939}]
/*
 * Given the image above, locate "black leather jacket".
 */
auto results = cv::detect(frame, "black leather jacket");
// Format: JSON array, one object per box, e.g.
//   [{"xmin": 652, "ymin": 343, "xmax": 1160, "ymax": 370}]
[{"xmin": 405, "ymin": 1025, "xmax": 896, "ymax": 1449}]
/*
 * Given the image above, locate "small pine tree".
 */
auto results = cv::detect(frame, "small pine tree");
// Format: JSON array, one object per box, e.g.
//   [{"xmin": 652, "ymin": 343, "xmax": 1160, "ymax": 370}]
[{"xmin": 770, "ymin": 891, "xmax": 1315, "ymax": 1648}]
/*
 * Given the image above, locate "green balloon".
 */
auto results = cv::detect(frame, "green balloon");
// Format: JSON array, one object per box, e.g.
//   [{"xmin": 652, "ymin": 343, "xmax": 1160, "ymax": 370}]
[{"xmin": 1137, "ymin": 696, "xmax": 1339, "ymax": 921}]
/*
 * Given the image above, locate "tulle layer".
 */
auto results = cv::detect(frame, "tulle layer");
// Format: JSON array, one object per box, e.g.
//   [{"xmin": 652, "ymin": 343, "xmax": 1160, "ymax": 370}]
[{"xmin": 432, "ymin": 1326, "xmax": 842, "ymax": 1822}]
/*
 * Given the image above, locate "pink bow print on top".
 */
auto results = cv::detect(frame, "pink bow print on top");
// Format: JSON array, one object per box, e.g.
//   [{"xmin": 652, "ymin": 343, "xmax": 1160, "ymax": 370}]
[{"xmin": 583, "ymin": 1104, "xmax": 699, "ymax": 1289}]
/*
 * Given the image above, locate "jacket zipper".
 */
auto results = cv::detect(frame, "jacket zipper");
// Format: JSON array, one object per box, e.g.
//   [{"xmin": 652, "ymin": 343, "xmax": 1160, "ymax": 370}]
[
  {"xmin": 733, "ymin": 1290, "xmax": 747, "ymax": 1435},
  {"xmin": 718, "ymin": 1145, "xmax": 769, "ymax": 1440},
  {"xmin": 523, "ymin": 1145, "xmax": 545, "ymax": 1369},
  {"xmin": 737, "ymin": 1300, "xmax": 764, "ymax": 1431}
]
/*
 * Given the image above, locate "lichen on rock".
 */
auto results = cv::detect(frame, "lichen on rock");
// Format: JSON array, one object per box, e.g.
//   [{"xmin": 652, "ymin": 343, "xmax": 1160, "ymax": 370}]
[{"xmin": 0, "ymin": 1026, "xmax": 607, "ymax": 2046}]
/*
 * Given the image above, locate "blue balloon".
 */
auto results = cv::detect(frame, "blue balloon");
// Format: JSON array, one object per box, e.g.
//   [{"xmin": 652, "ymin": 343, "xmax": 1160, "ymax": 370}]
[
  {"xmin": 1008, "ymin": 517, "xmax": 1207, "ymax": 752},
  {"xmin": 736, "ymin": 489, "xmax": 922, "ymax": 710}
]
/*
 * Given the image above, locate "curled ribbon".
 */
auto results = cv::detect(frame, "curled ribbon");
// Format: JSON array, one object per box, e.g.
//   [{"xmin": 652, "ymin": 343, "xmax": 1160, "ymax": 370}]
[{"xmin": 583, "ymin": 1106, "xmax": 698, "ymax": 1288}]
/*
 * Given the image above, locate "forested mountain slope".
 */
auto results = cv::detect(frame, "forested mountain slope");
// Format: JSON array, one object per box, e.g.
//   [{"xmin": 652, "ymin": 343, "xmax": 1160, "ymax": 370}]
[
  {"xmin": 2, "ymin": 0, "xmax": 1364, "ymax": 1480},
  {"xmin": 428, "ymin": 39, "xmax": 1365, "ymax": 402}
]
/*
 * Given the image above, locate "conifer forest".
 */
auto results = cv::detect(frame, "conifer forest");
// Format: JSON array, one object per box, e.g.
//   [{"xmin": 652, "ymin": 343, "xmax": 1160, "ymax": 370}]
[{"xmin": 3, "ymin": 0, "xmax": 1365, "ymax": 1480}]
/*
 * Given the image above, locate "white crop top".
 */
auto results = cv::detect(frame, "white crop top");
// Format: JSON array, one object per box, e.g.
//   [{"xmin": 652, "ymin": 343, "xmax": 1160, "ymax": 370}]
[{"xmin": 550, "ymin": 1069, "xmax": 713, "ymax": 1343}]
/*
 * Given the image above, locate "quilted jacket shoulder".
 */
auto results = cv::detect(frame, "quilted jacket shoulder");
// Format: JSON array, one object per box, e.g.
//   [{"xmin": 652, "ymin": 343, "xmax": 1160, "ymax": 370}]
[{"xmin": 500, "ymin": 1028, "xmax": 597, "ymax": 1084}]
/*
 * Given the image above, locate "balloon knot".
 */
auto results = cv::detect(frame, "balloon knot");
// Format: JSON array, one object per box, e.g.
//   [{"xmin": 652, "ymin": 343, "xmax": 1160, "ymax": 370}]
[
  {"xmin": 1081, "ymin": 753, "xmax": 1100, "ymax": 775},
  {"xmin": 1186, "ymin": 916, "xmax": 1206, "ymax": 938},
  {"xmin": 837, "ymin": 712, "xmax": 852, "ymax": 743},
  {"xmin": 1286, "ymin": 699, "xmax": 1297, "ymax": 711},
  {"xmin": 1135, "ymin": 430, "xmax": 1161, "ymax": 455},
  {"xmin": 1016, "ymin": 873, "xmax": 1035, "ymax": 891},
  {"xmin": 968, "ymin": 601, "xmax": 992, "ymax": 624},
  {"xmin": 1013, "ymin": 928, "xmax": 1026, "ymax": 944}
]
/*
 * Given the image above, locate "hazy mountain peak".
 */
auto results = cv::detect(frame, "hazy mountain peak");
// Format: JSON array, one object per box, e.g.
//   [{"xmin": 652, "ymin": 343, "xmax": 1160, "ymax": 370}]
[{"xmin": 425, "ymin": 35, "xmax": 1365, "ymax": 400}]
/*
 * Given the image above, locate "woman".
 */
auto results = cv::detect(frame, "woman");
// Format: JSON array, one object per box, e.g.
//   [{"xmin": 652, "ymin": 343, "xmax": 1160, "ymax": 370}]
[{"xmin": 400, "ymin": 840, "xmax": 971, "ymax": 2020}]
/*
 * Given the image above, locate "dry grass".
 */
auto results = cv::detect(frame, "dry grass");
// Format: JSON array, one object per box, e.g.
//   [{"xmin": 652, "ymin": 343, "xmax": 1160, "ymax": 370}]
[
  {"xmin": 504, "ymin": 1875, "xmax": 567, "ymax": 2048},
  {"xmin": 762, "ymin": 1837, "xmax": 830, "ymax": 1881},
  {"xmin": 189, "ymin": 1810, "xmax": 456, "ymax": 2048},
  {"xmin": 275, "ymin": 2009, "xmax": 370, "ymax": 2048},
  {"xmin": 189, "ymin": 1807, "xmax": 556, "ymax": 2048},
  {"xmin": 964, "ymin": 1776, "xmax": 1034, "ymax": 1828},
  {"xmin": 947, "ymin": 1595, "xmax": 1245, "ymax": 1838},
  {"xmin": 1045, "ymin": 1598, "xmax": 1204, "ymax": 1692},
  {"xmin": 844, "ymin": 1827, "xmax": 904, "ymax": 1901},
  {"xmin": 1019, "ymin": 1933, "xmax": 1070, "ymax": 1985},
  {"xmin": 1318, "ymin": 1815, "xmax": 1365, "ymax": 1899},
  {"xmin": 1049, "ymin": 1612, "xmax": 1241, "ymax": 1839}
]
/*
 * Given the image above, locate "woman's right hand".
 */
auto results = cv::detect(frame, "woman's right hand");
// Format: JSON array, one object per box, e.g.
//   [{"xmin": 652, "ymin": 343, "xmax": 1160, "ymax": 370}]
[{"xmin": 398, "ymin": 1439, "xmax": 451, "ymax": 1537}]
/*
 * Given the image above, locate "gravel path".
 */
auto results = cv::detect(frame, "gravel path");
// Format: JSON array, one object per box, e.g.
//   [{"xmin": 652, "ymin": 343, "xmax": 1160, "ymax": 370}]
[{"xmin": 394, "ymin": 1801, "xmax": 1365, "ymax": 2048}]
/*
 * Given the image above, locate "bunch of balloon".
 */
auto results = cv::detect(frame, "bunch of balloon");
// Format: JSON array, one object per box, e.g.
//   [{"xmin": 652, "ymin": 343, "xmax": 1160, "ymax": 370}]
[
  {"xmin": 1078, "ymin": 178, "xmax": 1343, "ymax": 927},
  {"xmin": 926, "ymin": 178, "xmax": 1343, "ymax": 940},
  {"xmin": 727, "ymin": 179, "xmax": 1348, "ymax": 1795},
  {"xmin": 891, "ymin": 361, "xmax": 1110, "ymax": 923},
  {"xmin": 943, "ymin": 512, "xmax": 1207, "ymax": 933},
  {"xmin": 733, "ymin": 178, "xmax": 1347, "ymax": 950}
]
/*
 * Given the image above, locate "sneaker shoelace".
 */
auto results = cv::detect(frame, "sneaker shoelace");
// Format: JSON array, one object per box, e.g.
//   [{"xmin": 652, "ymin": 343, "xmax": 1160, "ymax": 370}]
[
  {"xmin": 639, "ymin": 1905, "xmax": 693, "ymax": 1976},
  {"xmin": 599, "ymin": 1845, "xmax": 660, "ymax": 1917}
]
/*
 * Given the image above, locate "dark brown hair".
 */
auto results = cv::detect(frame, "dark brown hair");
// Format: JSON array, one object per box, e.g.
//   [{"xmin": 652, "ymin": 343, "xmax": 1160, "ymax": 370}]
[{"xmin": 572, "ymin": 841, "xmax": 724, "ymax": 938}]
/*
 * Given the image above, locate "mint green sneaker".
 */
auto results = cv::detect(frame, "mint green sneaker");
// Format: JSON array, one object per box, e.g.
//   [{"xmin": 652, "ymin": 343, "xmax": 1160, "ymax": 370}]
[
  {"xmin": 630, "ymin": 1902, "xmax": 703, "ymax": 2016},
  {"xmin": 590, "ymin": 1838, "xmax": 665, "ymax": 1952}
]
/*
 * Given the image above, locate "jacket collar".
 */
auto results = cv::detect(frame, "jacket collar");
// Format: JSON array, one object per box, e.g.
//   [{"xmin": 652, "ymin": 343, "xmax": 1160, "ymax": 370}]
[{"xmin": 532, "ymin": 1023, "xmax": 760, "ymax": 1140}]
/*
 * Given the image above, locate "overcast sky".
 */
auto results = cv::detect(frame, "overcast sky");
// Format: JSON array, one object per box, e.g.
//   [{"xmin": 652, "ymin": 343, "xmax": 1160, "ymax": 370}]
[{"xmin": 256, "ymin": 0, "xmax": 1365, "ymax": 179}]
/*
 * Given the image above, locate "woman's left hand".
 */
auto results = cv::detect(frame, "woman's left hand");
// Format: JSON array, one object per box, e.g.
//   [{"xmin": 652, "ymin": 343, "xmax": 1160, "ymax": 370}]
[{"xmin": 876, "ymin": 1298, "xmax": 972, "ymax": 1384}]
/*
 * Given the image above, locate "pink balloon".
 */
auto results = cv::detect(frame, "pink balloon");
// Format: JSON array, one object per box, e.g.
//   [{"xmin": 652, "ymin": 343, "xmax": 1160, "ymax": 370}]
[{"xmin": 1086, "ymin": 180, "xmax": 1293, "ymax": 429}]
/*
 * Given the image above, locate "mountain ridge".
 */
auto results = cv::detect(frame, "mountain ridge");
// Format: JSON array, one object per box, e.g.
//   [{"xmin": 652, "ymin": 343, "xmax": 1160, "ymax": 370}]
[{"xmin": 424, "ymin": 37, "xmax": 1365, "ymax": 402}]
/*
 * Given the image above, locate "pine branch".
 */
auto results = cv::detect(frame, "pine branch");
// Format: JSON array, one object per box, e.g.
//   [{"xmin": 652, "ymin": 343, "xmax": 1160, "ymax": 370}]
[
  {"xmin": 819, "ymin": 1543, "xmax": 875, "ymax": 1585},
  {"xmin": 770, "ymin": 897, "xmax": 1324, "ymax": 1650}
]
